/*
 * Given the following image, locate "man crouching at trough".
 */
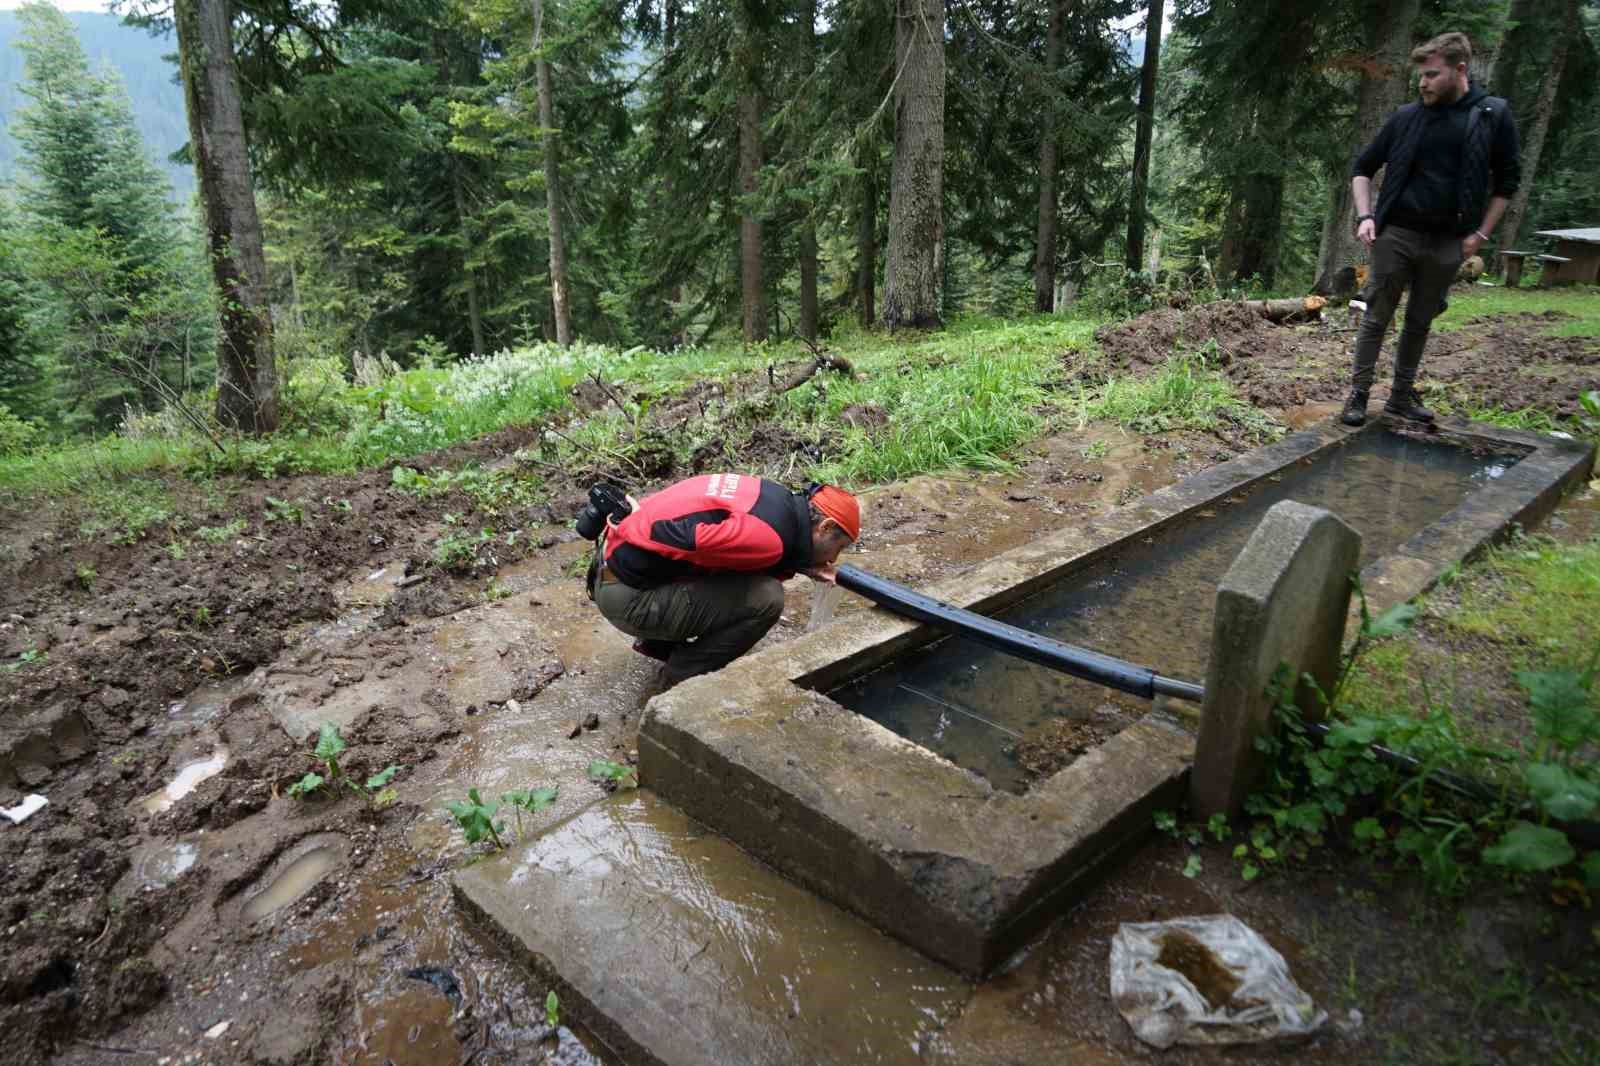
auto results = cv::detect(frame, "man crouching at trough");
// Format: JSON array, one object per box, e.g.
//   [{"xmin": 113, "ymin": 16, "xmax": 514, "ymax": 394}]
[{"xmin": 583, "ymin": 473, "xmax": 860, "ymax": 689}]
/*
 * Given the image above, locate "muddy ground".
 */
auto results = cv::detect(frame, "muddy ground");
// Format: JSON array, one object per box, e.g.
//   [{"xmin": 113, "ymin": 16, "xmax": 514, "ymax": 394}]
[
  {"xmin": 1095, "ymin": 301, "xmax": 1600, "ymax": 416},
  {"xmin": 1, "ymin": 304, "xmax": 1597, "ymax": 1065}
]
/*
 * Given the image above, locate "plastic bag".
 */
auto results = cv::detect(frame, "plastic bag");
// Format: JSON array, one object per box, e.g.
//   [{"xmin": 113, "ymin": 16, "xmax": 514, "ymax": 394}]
[{"xmin": 1110, "ymin": 914, "xmax": 1327, "ymax": 1048}]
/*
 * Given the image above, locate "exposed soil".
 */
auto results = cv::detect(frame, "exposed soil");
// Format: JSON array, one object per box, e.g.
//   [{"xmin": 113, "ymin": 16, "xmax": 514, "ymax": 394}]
[
  {"xmin": 0, "ymin": 308, "xmax": 1595, "ymax": 1065},
  {"xmin": 1096, "ymin": 300, "xmax": 1600, "ymax": 416}
]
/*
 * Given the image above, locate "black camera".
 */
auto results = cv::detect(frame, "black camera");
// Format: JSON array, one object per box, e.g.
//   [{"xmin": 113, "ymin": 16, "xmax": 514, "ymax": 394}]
[{"xmin": 575, "ymin": 482, "xmax": 632, "ymax": 540}]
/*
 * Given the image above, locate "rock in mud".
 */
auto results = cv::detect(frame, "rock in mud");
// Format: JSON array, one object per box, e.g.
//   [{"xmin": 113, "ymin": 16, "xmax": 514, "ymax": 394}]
[{"xmin": 404, "ymin": 965, "xmax": 463, "ymax": 1008}]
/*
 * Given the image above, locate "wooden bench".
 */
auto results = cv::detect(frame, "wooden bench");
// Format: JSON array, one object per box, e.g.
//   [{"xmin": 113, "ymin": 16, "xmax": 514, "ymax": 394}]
[
  {"xmin": 1499, "ymin": 250, "xmax": 1535, "ymax": 288},
  {"xmin": 1536, "ymin": 254, "xmax": 1572, "ymax": 287}
]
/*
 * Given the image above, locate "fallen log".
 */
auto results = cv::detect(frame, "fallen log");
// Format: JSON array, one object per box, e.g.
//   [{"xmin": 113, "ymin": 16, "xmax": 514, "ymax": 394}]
[
  {"xmin": 768, "ymin": 338, "xmax": 858, "ymax": 396},
  {"xmin": 1243, "ymin": 295, "xmax": 1327, "ymax": 323}
]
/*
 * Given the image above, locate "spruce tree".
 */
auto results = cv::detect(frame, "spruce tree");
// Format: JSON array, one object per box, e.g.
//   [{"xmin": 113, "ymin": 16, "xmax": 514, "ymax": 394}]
[{"xmin": 12, "ymin": 0, "xmax": 212, "ymax": 432}]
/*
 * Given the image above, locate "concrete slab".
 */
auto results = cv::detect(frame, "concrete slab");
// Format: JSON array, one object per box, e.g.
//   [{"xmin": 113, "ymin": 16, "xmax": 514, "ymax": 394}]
[
  {"xmin": 453, "ymin": 790, "xmax": 972, "ymax": 1066},
  {"xmin": 643, "ymin": 670, "xmax": 1193, "ymax": 976}
]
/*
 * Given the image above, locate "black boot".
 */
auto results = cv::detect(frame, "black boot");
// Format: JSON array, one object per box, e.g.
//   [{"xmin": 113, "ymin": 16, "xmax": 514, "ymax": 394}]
[
  {"xmin": 1384, "ymin": 386, "xmax": 1435, "ymax": 422},
  {"xmin": 1341, "ymin": 390, "xmax": 1369, "ymax": 427}
]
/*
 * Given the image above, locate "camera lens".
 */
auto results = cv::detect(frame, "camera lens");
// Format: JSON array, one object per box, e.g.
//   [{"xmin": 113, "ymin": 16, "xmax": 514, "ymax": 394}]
[{"xmin": 575, "ymin": 504, "xmax": 606, "ymax": 540}]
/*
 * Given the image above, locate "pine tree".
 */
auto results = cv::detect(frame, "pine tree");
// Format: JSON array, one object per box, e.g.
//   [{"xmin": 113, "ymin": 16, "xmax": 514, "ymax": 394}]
[{"xmin": 12, "ymin": 1, "xmax": 214, "ymax": 432}]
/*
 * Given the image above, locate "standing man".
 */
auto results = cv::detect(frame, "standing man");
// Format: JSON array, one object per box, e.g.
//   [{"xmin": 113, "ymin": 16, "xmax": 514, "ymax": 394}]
[
  {"xmin": 589, "ymin": 473, "xmax": 860, "ymax": 688},
  {"xmin": 1343, "ymin": 32, "xmax": 1521, "ymax": 427}
]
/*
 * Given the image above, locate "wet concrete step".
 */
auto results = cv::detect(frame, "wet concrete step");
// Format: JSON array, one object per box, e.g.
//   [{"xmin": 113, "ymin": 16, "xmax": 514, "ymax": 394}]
[{"xmin": 453, "ymin": 789, "xmax": 971, "ymax": 1066}]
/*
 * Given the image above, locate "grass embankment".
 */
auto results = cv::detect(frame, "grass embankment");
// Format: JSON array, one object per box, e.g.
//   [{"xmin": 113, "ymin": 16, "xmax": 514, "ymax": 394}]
[{"xmin": 1, "ymin": 313, "xmax": 1247, "ymax": 516}]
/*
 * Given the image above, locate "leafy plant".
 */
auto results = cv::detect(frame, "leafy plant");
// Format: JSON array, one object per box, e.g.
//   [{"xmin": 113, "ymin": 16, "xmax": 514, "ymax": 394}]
[
  {"xmin": 1576, "ymin": 389, "xmax": 1600, "ymax": 436},
  {"xmin": 545, "ymin": 990, "xmax": 560, "ymax": 1028},
  {"xmin": 433, "ymin": 527, "xmax": 495, "ymax": 572},
  {"xmin": 283, "ymin": 723, "xmax": 401, "ymax": 806},
  {"xmin": 1248, "ymin": 573, "xmax": 1599, "ymax": 894},
  {"xmin": 446, "ymin": 788, "xmax": 507, "ymax": 849},
  {"xmin": 264, "ymin": 496, "xmax": 306, "ymax": 523},
  {"xmin": 287, "ymin": 772, "xmax": 326, "ymax": 799},
  {"xmin": 165, "ymin": 540, "xmax": 186, "ymax": 560},
  {"xmin": 483, "ymin": 576, "xmax": 512, "ymax": 602},
  {"xmin": 501, "ymin": 785, "xmax": 559, "ymax": 837},
  {"xmin": 196, "ymin": 518, "xmax": 247, "ymax": 542},
  {"xmin": 362, "ymin": 764, "xmax": 402, "ymax": 809},
  {"xmin": 587, "ymin": 758, "xmax": 638, "ymax": 789},
  {"xmin": 3, "ymin": 648, "xmax": 44, "ymax": 673},
  {"xmin": 75, "ymin": 563, "xmax": 96, "ymax": 590}
]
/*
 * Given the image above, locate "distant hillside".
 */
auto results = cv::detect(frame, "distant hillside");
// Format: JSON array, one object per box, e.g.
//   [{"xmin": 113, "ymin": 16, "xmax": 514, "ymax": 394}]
[{"xmin": 0, "ymin": 10, "xmax": 192, "ymax": 199}]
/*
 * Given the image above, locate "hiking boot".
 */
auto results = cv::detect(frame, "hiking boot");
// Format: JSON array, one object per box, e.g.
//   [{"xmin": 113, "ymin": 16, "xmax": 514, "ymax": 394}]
[
  {"xmin": 1384, "ymin": 387, "xmax": 1435, "ymax": 423},
  {"xmin": 1340, "ymin": 390, "xmax": 1369, "ymax": 427}
]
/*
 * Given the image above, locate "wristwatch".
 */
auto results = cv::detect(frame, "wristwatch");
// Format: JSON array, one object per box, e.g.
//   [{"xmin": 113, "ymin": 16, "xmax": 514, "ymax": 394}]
[{"xmin": 1355, "ymin": 213, "xmax": 1375, "ymax": 224}]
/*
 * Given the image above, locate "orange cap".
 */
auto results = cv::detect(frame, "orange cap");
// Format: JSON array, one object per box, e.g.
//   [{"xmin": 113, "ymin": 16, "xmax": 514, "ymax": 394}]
[{"xmin": 811, "ymin": 485, "xmax": 860, "ymax": 542}]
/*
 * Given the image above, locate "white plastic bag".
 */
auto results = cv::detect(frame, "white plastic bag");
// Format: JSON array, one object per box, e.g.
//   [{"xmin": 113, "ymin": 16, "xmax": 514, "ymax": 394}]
[{"xmin": 1110, "ymin": 914, "xmax": 1327, "ymax": 1048}]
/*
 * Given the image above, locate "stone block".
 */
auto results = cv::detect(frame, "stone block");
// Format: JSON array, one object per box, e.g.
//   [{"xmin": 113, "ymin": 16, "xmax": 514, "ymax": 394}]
[{"xmin": 1191, "ymin": 501, "xmax": 1360, "ymax": 819}]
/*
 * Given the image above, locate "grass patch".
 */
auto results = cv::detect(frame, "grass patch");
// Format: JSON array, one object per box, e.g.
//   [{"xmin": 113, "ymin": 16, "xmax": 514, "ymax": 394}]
[
  {"xmin": 1449, "ymin": 537, "xmax": 1600, "ymax": 663},
  {"xmin": 1418, "ymin": 384, "xmax": 1567, "ymax": 434},
  {"xmin": 1075, "ymin": 347, "xmax": 1283, "ymax": 441},
  {"xmin": 1431, "ymin": 284, "xmax": 1600, "ymax": 337},
  {"xmin": 799, "ymin": 348, "xmax": 1056, "ymax": 483}
]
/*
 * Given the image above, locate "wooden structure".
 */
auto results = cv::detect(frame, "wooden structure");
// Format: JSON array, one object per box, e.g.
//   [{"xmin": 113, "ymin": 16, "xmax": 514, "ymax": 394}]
[{"xmin": 1532, "ymin": 228, "xmax": 1600, "ymax": 285}]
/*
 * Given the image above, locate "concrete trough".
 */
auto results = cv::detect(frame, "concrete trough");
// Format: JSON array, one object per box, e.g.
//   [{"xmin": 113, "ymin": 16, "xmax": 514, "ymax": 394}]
[{"xmin": 639, "ymin": 417, "xmax": 1594, "ymax": 977}]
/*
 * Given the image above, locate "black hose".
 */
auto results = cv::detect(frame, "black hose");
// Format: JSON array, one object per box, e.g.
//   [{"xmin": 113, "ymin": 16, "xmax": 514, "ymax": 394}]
[{"xmin": 834, "ymin": 563, "xmax": 1204, "ymax": 703}]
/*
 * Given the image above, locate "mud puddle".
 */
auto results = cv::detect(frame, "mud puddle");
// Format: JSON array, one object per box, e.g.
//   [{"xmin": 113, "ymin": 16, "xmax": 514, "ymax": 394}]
[{"xmin": 141, "ymin": 747, "xmax": 229, "ymax": 814}]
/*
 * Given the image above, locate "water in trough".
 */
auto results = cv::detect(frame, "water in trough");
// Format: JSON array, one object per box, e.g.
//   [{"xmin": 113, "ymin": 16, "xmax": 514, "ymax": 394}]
[{"xmin": 831, "ymin": 428, "xmax": 1522, "ymax": 792}]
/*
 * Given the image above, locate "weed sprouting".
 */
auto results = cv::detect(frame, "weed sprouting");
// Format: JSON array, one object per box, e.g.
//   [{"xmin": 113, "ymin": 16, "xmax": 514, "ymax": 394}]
[
  {"xmin": 587, "ymin": 758, "xmax": 638, "ymax": 790},
  {"xmin": 433, "ymin": 527, "xmax": 496, "ymax": 572},
  {"xmin": 501, "ymin": 785, "xmax": 559, "ymax": 837},
  {"xmin": 75, "ymin": 564, "xmax": 96, "ymax": 590},
  {"xmin": 284, "ymin": 723, "xmax": 401, "ymax": 806},
  {"xmin": 545, "ymin": 990, "xmax": 560, "ymax": 1028},
  {"xmin": 196, "ymin": 518, "xmax": 247, "ymax": 542},
  {"xmin": 446, "ymin": 788, "xmax": 507, "ymax": 849},
  {"xmin": 2, "ymin": 648, "xmax": 44, "ymax": 673},
  {"xmin": 263, "ymin": 497, "xmax": 306, "ymax": 524}
]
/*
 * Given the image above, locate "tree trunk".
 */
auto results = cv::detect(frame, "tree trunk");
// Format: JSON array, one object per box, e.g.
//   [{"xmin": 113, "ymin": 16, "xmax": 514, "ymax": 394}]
[
  {"xmin": 1219, "ymin": 168, "xmax": 1284, "ymax": 286},
  {"xmin": 175, "ymin": 0, "xmax": 276, "ymax": 434},
  {"xmin": 533, "ymin": 0, "xmax": 572, "ymax": 347},
  {"xmin": 1032, "ymin": 0, "xmax": 1066, "ymax": 311},
  {"xmin": 738, "ymin": 87, "xmax": 766, "ymax": 341},
  {"xmin": 798, "ymin": 0, "xmax": 819, "ymax": 341},
  {"xmin": 1496, "ymin": 0, "xmax": 1577, "ymax": 270},
  {"xmin": 882, "ymin": 0, "xmax": 945, "ymax": 330},
  {"xmin": 1312, "ymin": 0, "xmax": 1420, "ymax": 294},
  {"xmin": 449, "ymin": 159, "xmax": 485, "ymax": 357},
  {"xmin": 733, "ymin": 6, "xmax": 767, "ymax": 342},
  {"xmin": 1125, "ymin": 0, "xmax": 1164, "ymax": 275},
  {"xmin": 1488, "ymin": 0, "xmax": 1531, "ymax": 97},
  {"xmin": 858, "ymin": 144, "xmax": 878, "ymax": 329}
]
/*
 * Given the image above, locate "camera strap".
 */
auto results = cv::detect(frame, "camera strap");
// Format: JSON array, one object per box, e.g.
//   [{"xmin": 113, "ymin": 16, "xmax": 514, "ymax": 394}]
[{"xmin": 585, "ymin": 526, "xmax": 607, "ymax": 602}]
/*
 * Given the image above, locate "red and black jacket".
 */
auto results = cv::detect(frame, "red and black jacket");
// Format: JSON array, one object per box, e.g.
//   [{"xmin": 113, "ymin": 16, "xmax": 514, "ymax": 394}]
[{"xmin": 602, "ymin": 474, "xmax": 814, "ymax": 589}]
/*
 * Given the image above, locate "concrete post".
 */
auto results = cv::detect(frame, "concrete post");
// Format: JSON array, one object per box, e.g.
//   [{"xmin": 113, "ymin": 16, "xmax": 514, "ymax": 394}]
[{"xmin": 1191, "ymin": 501, "xmax": 1361, "ymax": 819}]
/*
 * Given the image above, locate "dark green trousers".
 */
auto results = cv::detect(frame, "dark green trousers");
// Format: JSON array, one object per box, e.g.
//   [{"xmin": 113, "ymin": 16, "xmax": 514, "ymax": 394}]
[
  {"xmin": 594, "ymin": 572, "xmax": 786, "ymax": 683},
  {"xmin": 1351, "ymin": 225, "xmax": 1465, "ymax": 393}
]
